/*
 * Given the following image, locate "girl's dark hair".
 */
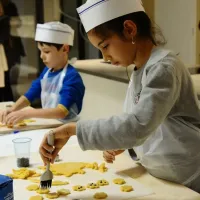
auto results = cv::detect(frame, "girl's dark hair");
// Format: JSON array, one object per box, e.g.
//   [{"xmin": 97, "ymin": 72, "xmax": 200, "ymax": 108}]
[
  {"xmin": 93, "ymin": 11, "xmax": 166, "ymax": 46},
  {"xmin": 39, "ymin": 42, "xmax": 72, "ymax": 51}
]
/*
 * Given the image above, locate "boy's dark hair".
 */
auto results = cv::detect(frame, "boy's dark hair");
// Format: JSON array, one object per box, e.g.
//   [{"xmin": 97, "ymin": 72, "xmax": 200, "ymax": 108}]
[
  {"xmin": 93, "ymin": 11, "xmax": 166, "ymax": 46},
  {"xmin": 39, "ymin": 42, "xmax": 72, "ymax": 51}
]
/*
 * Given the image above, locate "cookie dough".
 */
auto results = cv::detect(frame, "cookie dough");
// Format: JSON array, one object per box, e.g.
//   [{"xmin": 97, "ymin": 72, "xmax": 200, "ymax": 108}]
[
  {"xmin": 93, "ymin": 192, "xmax": 108, "ymax": 199},
  {"xmin": 120, "ymin": 185, "xmax": 133, "ymax": 192},
  {"xmin": 73, "ymin": 185, "xmax": 86, "ymax": 191},
  {"xmin": 26, "ymin": 184, "xmax": 39, "ymax": 191},
  {"xmin": 57, "ymin": 189, "xmax": 71, "ymax": 195},
  {"xmin": 29, "ymin": 195, "xmax": 43, "ymax": 200},
  {"xmin": 6, "ymin": 168, "xmax": 38, "ymax": 179},
  {"xmin": 87, "ymin": 183, "xmax": 99, "ymax": 189},
  {"xmin": 36, "ymin": 188, "xmax": 50, "ymax": 194},
  {"xmin": 113, "ymin": 178, "xmax": 126, "ymax": 185},
  {"xmin": 45, "ymin": 192, "xmax": 60, "ymax": 199},
  {"xmin": 97, "ymin": 179, "xmax": 109, "ymax": 186},
  {"xmin": 52, "ymin": 180, "xmax": 69, "ymax": 186},
  {"xmin": 17, "ymin": 122, "xmax": 27, "ymax": 127},
  {"xmin": 31, "ymin": 173, "xmax": 41, "ymax": 177},
  {"xmin": 28, "ymin": 178, "xmax": 40, "ymax": 183},
  {"xmin": 39, "ymin": 162, "xmax": 87, "ymax": 177},
  {"xmin": 99, "ymin": 163, "xmax": 108, "ymax": 173}
]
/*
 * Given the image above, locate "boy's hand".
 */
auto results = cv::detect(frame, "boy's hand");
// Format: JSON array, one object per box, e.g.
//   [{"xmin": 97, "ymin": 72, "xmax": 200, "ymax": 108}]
[
  {"xmin": 103, "ymin": 150, "xmax": 125, "ymax": 163},
  {"xmin": 6, "ymin": 110, "xmax": 27, "ymax": 125},
  {"xmin": 0, "ymin": 108, "xmax": 13, "ymax": 124}
]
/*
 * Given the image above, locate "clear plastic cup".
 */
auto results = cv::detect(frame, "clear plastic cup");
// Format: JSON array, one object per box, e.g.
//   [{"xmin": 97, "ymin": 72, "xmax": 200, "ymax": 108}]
[{"xmin": 12, "ymin": 137, "xmax": 32, "ymax": 168}]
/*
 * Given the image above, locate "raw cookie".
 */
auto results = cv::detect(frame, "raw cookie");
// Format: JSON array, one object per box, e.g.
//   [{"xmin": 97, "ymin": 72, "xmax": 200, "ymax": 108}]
[
  {"xmin": 93, "ymin": 192, "xmax": 108, "ymax": 199},
  {"xmin": 57, "ymin": 189, "xmax": 71, "ymax": 195},
  {"xmin": 17, "ymin": 122, "xmax": 27, "ymax": 127},
  {"xmin": 26, "ymin": 184, "xmax": 39, "ymax": 191},
  {"xmin": 113, "ymin": 178, "xmax": 126, "ymax": 185},
  {"xmin": 52, "ymin": 180, "xmax": 69, "ymax": 186},
  {"xmin": 7, "ymin": 168, "xmax": 37, "ymax": 179},
  {"xmin": 97, "ymin": 179, "xmax": 109, "ymax": 186},
  {"xmin": 28, "ymin": 178, "xmax": 40, "ymax": 183},
  {"xmin": 31, "ymin": 173, "xmax": 41, "ymax": 177},
  {"xmin": 120, "ymin": 185, "xmax": 133, "ymax": 192},
  {"xmin": 36, "ymin": 188, "xmax": 50, "ymax": 194},
  {"xmin": 38, "ymin": 162, "xmax": 87, "ymax": 177},
  {"xmin": 29, "ymin": 195, "xmax": 43, "ymax": 200},
  {"xmin": 99, "ymin": 163, "xmax": 108, "ymax": 173},
  {"xmin": 45, "ymin": 192, "xmax": 60, "ymax": 199},
  {"xmin": 87, "ymin": 183, "xmax": 99, "ymax": 189},
  {"xmin": 73, "ymin": 185, "xmax": 86, "ymax": 191}
]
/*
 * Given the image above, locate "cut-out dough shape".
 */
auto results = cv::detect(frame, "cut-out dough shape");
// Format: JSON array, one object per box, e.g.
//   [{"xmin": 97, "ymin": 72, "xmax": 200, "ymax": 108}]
[
  {"xmin": 26, "ymin": 184, "xmax": 39, "ymax": 191},
  {"xmin": 6, "ymin": 168, "xmax": 38, "ymax": 179},
  {"xmin": 57, "ymin": 189, "xmax": 71, "ymax": 195},
  {"xmin": 120, "ymin": 185, "xmax": 133, "ymax": 192},
  {"xmin": 93, "ymin": 192, "xmax": 108, "ymax": 199},
  {"xmin": 29, "ymin": 195, "xmax": 43, "ymax": 200},
  {"xmin": 36, "ymin": 188, "xmax": 50, "ymax": 194},
  {"xmin": 38, "ymin": 162, "xmax": 107, "ymax": 177},
  {"xmin": 52, "ymin": 180, "xmax": 69, "ymax": 186},
  {"xmin": 113, "ymin": 178, "xmax": 126, "ymax": 185},
  {"xmin": 99, "ymin": 163, "xmax": 108, "ymax": 173},
  {"xmin": 45, "ymin": 192, "xmax": 60, "ymax": 199}
]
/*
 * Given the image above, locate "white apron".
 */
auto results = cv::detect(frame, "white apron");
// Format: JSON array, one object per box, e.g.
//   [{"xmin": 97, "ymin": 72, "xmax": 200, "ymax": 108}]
[
  {"xmin": 123, "ymin": 48, "xmax": 200, "ymax": 187},
  {"xmin": 41, "ymin": 64, "xmax": 79, "ymax": 123}
]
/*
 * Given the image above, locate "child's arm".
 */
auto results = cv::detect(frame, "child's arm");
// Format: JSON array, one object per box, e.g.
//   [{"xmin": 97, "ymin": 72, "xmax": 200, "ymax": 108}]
[
  {"xmin": 10, "ymin": 96, "xmax": 30, "ymax": 112},
  {"xmin": 25, "ymin": 106, "xmax": 68, "ymax": 119},
  {"xmin": 5, "ymin": 105, "xmax": 68, "ymax": 125}
]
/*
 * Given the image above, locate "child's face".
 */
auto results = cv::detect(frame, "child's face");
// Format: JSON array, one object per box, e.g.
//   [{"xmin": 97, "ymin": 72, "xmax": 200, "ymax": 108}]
[
  {"xmin": 88, "ymin": 31, "xmax": 136, "ymax": 67},
  {"xmin": 37, "ymin": 43, "xmax": 68, "ymax": 69}
]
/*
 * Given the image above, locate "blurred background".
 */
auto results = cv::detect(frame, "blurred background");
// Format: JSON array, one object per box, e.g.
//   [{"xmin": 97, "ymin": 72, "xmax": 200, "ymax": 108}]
[{"xmin": 0, "ymin": 0, "xmax": 199, "ymax": 115}]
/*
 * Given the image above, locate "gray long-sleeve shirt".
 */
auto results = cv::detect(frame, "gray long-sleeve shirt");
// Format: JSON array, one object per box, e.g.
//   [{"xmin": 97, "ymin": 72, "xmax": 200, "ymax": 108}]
[
  {"xmin": 77, "ymin": 48, "xmax": 200, "ymax": 150},
  {"xmin": 76, "ymin": 47, "xmax": 200, "ymax": 188}
]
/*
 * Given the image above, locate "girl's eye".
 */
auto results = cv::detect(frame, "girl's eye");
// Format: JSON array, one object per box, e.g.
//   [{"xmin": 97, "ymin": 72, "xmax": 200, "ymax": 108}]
[{"xmin": 103, "ymin": 44, "xmax": 109, "ymax": 50}]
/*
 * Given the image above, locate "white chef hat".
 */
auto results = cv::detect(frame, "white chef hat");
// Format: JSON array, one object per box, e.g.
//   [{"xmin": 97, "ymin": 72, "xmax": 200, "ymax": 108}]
[
  {"xmin": 35, "ymin": 21, "xmax": 74, "ymax": 46},
  {"xmin": 77, "ymin": 0, "xmax": 145, "ymax": 33}
]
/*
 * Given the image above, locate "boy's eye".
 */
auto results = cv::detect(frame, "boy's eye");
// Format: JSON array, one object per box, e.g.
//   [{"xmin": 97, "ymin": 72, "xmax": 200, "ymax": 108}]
[{"xmin": 44, "ymin": 51, "xmax": 50, "ymax": 54}]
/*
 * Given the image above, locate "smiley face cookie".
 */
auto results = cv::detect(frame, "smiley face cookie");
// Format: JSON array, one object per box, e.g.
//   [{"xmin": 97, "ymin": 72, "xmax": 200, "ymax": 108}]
[
  {"xmin": 87, "ymin": 182, "xmax": 99, "ymax": 189},
  {"xmin": 97, "ymin": 179, "xmax": 109, "ymax": 186},
  {"xmin": 73, "ymin": 185, "xmax": 86, "ymax": 191}
]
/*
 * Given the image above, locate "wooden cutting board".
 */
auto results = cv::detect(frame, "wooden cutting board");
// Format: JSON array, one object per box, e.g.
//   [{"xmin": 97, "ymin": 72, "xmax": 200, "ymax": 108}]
[
  {"xmin": 0, "ymin": 118, "xmax": 63, "ymax": 134},
  {"xmin": 0, "ymin": 102, "xmax": 63, "ymax": 134}
]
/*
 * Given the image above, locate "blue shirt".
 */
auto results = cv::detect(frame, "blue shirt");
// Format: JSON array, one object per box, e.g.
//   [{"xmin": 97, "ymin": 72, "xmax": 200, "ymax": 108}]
[{"xmin": 24, "ymin": 64, "xmax": 85, "ymax": 114}]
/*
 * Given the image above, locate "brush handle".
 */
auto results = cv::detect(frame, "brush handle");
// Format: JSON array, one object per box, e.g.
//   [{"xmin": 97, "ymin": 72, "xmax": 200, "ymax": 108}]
[
  {"xmin": 47, "ymin": 131, "xmax": 54, "ymax": 170},
  {"xmin": 47, "ymin": 131, "xmax": 54, "ymax": 147}
]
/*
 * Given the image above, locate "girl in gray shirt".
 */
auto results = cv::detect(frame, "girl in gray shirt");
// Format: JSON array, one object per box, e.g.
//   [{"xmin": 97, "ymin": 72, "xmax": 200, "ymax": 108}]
[{"xmin": 39, "ymin": 0, "xmax": 200, "ymax": 193}]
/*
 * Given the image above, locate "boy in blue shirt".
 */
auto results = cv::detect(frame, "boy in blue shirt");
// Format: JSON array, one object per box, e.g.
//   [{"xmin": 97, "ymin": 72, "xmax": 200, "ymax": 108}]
[{"xmin": 0, "ymin": 21, "xmax": 85, "ymax": 124}]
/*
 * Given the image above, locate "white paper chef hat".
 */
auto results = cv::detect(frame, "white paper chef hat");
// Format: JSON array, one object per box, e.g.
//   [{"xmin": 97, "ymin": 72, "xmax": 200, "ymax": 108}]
[
  {"xmin": 77, "ymin": 0, "xmax": 145, "ymax": 33},
  {"xmin": 35, "ymin": 21, "xmax": 74, "ymax": 46}
]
